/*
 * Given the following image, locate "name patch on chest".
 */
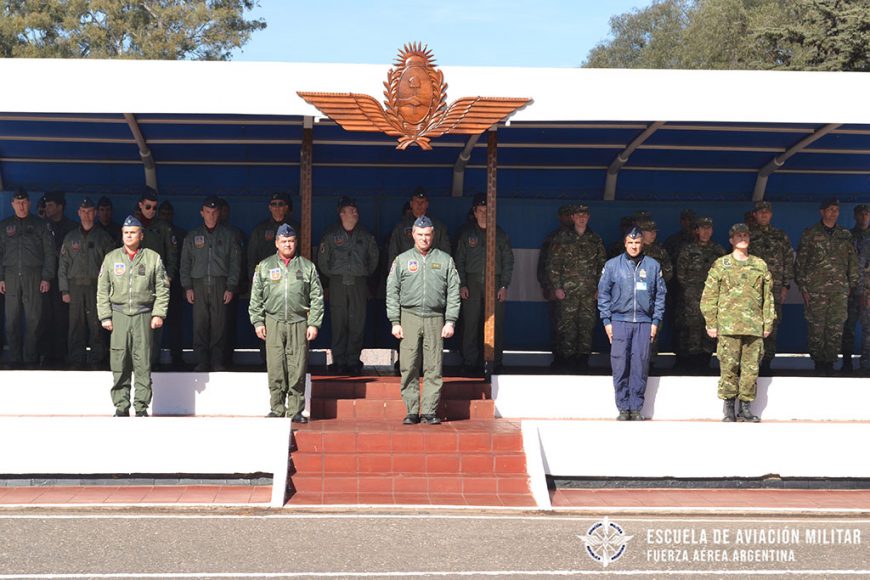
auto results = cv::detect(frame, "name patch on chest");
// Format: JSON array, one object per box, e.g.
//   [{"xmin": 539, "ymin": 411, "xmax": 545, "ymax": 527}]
[
  {"xmin": 408, "ymin": 260, "xmax": 418, "ymax": 273},
  {"xmin": 431, "ymin": 262, "xmax": 442, "ymax": 270},
  {"xmin": 114, "ymin": 263, "xmax": 126, "ymax": 276},
  {"xmin": 269, "ymin": 268, "xmax": 281, "ymax": 281}
]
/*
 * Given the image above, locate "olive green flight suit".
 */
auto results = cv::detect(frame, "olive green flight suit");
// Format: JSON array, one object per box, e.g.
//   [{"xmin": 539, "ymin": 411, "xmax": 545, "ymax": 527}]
[
  {"xmin": 180, "ymin": 224, "xmax": 241, "ymax": 368},
  {"xmin": 136, "ymin": 214, "xmax": 178, "ymax": 366},
  {"xmin": 317, "ymin": 222, "xmax": 379, "ymax": 368},
  {"xmin": 249, "ymin": 253, "xmax": 324, "ymax": 417},
  {"xmin": 0, "ymin": 214, "xmax": 55, "ymax": 364},
  {"xmin": 58, "ymin": 226, "xmax": 115, "ymax": 364},
  {"xmin": 386, "ymin": 247, "xmax": 461, "ymax": 416},
  {"xmin": 97, "ymin": 247, "xmax": 169, "ymax": 414}
]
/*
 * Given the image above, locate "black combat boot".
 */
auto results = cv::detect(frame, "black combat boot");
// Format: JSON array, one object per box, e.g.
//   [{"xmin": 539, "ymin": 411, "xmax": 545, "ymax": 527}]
[
  {"xmin": 736, "ymin": 400, "xmax": 760, "ymax": 423},
  {"xmin": 841, "ymin": 356, "xmax": 853, "ymax": 374},
  {"xmin": 722, "ymin": 398, "xmax": 736, "ymax": 422}
]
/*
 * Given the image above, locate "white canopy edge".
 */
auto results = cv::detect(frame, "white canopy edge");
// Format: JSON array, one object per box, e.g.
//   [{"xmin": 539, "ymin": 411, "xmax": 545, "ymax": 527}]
[{"xmin": 2, "ymin": 58, "xmax": 869, "ymax": 124}]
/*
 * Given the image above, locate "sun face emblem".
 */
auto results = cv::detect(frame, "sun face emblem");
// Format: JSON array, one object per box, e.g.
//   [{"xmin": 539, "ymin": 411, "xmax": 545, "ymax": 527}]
[{"xmin": 298, "ymin": 43, "xmax": 531, "ymax": 150}]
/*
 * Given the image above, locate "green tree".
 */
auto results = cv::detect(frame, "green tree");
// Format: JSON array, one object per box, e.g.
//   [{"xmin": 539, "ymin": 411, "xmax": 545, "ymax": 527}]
[
  {"xmin": 584, "ymin": 0, "xmax": 870, "ymax": 71},
  {"xmin": 0, "ymin": 0, "xmax": 266, "ymax": 60}
]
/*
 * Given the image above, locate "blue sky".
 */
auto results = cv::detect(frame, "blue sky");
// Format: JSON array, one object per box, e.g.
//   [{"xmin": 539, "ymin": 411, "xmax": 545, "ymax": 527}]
[{"xmin": 233, "ymin": 1, "xmax": 653, "ymax": 67}]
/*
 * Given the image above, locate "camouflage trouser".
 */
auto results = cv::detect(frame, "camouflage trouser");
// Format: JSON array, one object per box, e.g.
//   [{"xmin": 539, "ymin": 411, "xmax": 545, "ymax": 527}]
[
  {"xmin": 804, "ymin": 290, "xmax": 849, "ymax": 364},
  {"xmin": 717, "ymin": 334, "xmax": 763, "ymax": 402},
  {"xmin": 762, "ymin": 300, "xmax": 784, "ymax": 362},
  {"xmin": 555, "ymin": 286, "xmax": 597, "ymax": 358},
  {"xmin": 677, "ymin": 289, "xmax": 715, "ymax": 355},
  {"xmin": 842, "ymin": 289, "xmax": 862, "ymax": 357},
  {"xmin": 861, "ymin": 291, "xmax": 870, "ymax": 370}
]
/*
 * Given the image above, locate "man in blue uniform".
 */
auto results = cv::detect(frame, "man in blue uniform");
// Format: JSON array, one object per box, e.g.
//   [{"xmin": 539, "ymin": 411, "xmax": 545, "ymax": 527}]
[{"xmin": 598, "ymin": 227, "xmax": 667, "ymax": 421}]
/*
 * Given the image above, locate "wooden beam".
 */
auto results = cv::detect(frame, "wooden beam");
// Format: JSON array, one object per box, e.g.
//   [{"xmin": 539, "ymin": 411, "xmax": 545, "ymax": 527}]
[
  {"xmin": 484, "ymin": 130, "xmax": 497, "ymax": 374},
  {"xmin": 300, "ymin": 117, "xmax": 313, "ymax": 260}
]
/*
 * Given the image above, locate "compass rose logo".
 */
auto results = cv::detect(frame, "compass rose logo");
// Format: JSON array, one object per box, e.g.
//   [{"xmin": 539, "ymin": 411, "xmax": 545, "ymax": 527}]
[{"xmin": 577, "ymin": 516, "xmax": 633, "ymax": 568}]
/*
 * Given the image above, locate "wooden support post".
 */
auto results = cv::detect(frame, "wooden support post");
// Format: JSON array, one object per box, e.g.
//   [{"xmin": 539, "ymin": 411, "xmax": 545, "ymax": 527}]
[
  {"xmin": 300, "ymin": 117, "xmax": 313, "ymax": 259},
  {"xmin": 484, "ymin": 130, "xmax": 497, "ymax": 374}
]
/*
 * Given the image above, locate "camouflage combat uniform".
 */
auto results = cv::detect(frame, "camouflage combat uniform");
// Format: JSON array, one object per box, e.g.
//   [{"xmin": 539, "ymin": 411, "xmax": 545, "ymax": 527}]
[
  {"xmin": 843, "ymin": 225, "xmax": 870, "ymax": 365},
  {"xmin": 795, "ymin": 222, "xmax": 858, "ymax": 366},
  {"xmin": 749, "ymin": 223, "xmax": 795, "ymax": 362},
  {"xmin": 675, "ymin": 241, "xmax": 726, "ymax": 357},
  {"xmin": 701, "ymin": 254, "xmax": 775, "ymax": 401},
  {"xmin": 860, "ymin": 259, "xmax": 870, "ymax": 371},
  {"xmin": 545, "ymin": 227, "xmax": 606, "ymax": 362},
  {"xmin": 644, "ymin": 243, "xmax": 673, "ymax": 283}
]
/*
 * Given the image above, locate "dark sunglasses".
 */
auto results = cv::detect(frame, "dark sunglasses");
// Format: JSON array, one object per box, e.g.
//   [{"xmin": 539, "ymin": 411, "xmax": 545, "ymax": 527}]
[{"xmin": 142, "ymin": 203, "xmax": 157, "ymax": 210}]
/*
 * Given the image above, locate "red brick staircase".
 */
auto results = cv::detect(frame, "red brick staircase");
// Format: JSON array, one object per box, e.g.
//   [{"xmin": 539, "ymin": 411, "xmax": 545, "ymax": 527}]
[{"xmin": 287, "ymin": 376, "xmax": 535, "ymax": 506}]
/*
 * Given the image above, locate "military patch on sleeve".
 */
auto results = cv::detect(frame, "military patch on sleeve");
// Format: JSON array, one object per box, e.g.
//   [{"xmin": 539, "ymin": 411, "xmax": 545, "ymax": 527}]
[{"xmin": 60, "ymin": 245, "xmax": 67, "ymax": 256}]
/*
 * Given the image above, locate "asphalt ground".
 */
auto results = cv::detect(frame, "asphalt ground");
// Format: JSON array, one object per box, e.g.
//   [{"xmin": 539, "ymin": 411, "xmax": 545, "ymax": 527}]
[{"xmin": 0, "ymin": 508, "xmax": 867, "ymax": 578}]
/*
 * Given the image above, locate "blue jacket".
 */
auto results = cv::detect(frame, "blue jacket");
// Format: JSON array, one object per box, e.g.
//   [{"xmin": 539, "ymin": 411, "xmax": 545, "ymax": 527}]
[{"xmin": 597, "ymin": 253, "xmax": 667, "ymax": 326}]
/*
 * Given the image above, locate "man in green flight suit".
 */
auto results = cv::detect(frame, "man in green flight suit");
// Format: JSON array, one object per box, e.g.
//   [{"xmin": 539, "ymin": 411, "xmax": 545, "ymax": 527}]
[
  {"xmin": 97, "ymin": 215, "xmax": 170, "ymax": 417},
  {"xmin": 455, "ymin": 193, "xmax": 514, "ymax": 375},
  {"xmin": 317, "ymin": 196, "xmax": 379, "ymax": 375},
  {"xmin": 180, "ymin": 196, "xmax": 242, "ymax": 372},
  {"xmin": 249, "ymin": 224, "xmax": 324, "ymax": 422},
  {"xmin": 58, "ymin": 197, "xmax": 115, "ymax": 368},
  {"xmin": 387, "ymin": 215, "xmax": 461, "ymax": 425},
  {"xmin": 0, "ymin": 189, "xmax": 55, "ymax": 368},
  {"xmin": 702, "ymin": 223, "xmax": 775, "ymax": 423}
]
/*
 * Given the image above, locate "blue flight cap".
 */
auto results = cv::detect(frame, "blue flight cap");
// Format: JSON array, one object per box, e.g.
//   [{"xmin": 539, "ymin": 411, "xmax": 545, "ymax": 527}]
[
  {"xmin": 79, "ymin": 197, "xmax": 96, "ymax": 209},
  {"xmin": 123, "ymin": 215, "xmax": 143, "ymax": 228},
  {"xmin": 413, "ymin": 215, "xmax": 433, "ymax": 229},
  {"xmin": 202, "ymin": 195, "xmax": 220, "ymax": 209},
  {"xmin": 625, "ymin": 226, "xmax": 643, "ymax": 240},
  {"xmin": 276, "ymin": 223, "xmax": 296, "ymax": 238},
  {"xmin": 13, "ymin": 188, "xmax": 29, "ymax": 201}
]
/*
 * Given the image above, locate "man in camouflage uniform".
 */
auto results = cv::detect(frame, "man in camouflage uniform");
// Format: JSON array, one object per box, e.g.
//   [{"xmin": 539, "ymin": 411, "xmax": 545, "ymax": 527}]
[
  {"xmin": 795, "ymin": 198, "xmax": 859, "ymax": 375},
  {"xmin": 675, "ymin": 217, "xmax": 726, "ymax": 372},
  {"xmin": 702, "ymin": 223, "xmax": 774, "ymax": 423},
  {"xmin": 455, "ymin": 193, "xmax": 514, "ymax": 374},
  {"xmin": 97, "ymin": 215, "xmax": 170, "ymax": 417},
  {"xmin": 842, "ymin": 204, "xmax": 870, "ymax": 372},
  {"xmin": 134, "ymin": 187, "xmax": 178, "ymax": 367},
  {"xmin": 638, "ymin": 219, "xmax": 672, "ymax": 369},
  {"xmin": 387, "ymin": 188, "xmax": 451, "ymax": 267},
  {"xmin": 749, "ymin": 201, "xmax": 795, "ymax": 375},
  {"xmin": 249, "ymin": 224, "xmax": 323, "ymax": 422},
  {"xmin": 58, "ymin": 198, "xmax": 115, "ymax": 368},
  {"xmin": 317, "ymin": 196, "xmax": 379, "ymax": 375},
  {"xmin": 387, "ymin": 216, "xmax": 460, "ymax": 425},
  {"xmin": 859, "ymin": 253, "xmax": 870, "ymax": 375},
  {"xmin": 546, "ymin": 204, "xmax": 607, "ymax": 372},
  {"xmin": 0, "ymin": 189, "xmax": 55, "ymax": 367},
  {"xmin": 537, "ymin": 205, "xmax": 573, "ymax": 368},
  {"xmin": 180, "ymin": 196, "xmax": 242, "ymax": 372},
  {"xmin": 663, "ymin": 209, "xmax": 697, "ymax": 264}
]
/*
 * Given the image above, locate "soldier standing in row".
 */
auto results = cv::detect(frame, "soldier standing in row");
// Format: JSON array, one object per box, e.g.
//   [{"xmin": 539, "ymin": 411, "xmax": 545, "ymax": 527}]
[
  {"xmin": 455, "ymin": 193, "xmax": 514, "ymax": 375},
  {"xmin": 795, "ymin": 198, "xmax": 858, "ymax": 375},
  {"xmin": 675, "ymin": 217, "xmax": 726, "ymax": 372},
  {"xmin": 842, "ymin": 204, "xmax": 870, "ymax": 373},
  {"xmin": 546, "ymin": 204, "xmax": 607, "ymax": 372},
  {"xmin": 96, "ymin": 196, "xmax": 122, "ymax": 245},
  {"xmin": 387, "ymin": 188, "xmax": 451, "ymax": 267},
  {"xmin": 248, "ymin": 193, "xmax": 297, "ymax": 281},
  {"xmin": 249, "ymin": 224, "xmax": 323, "ymax": 422},
  {"xmin": 134, "ymin": 187, "xmax": 178, "ymax": 367},
  {"xmin": 181, "ymin": 196, "xmax": 242, "ymax": 372},
  {"xmin": 158, "ymin": 201, "xmax": 187, "ymax": 368},
  {"xmin": 538, "ymin": 205, "xmax": 573, "ymax": 369},
  {"xmin": 638, "ymin": 219, "xmax": 672, "ymax": 370},
  {"xmin": 58, "ymin": 198, "xmax": 115, "ymax": 368},
  {"xmin": 387, "ymin": 216, "xmax": 460, "ymax": 425},
  {"xmin": 97, "ymin": 216, "xmax": 169, "ymax": 417},
  {"xmin": 317, "ymin": 196, "xmax": 379, "ymax": 375},
  {"xmin": 702, "ymin": 223, "xmax": 774, "ymax": 423},
  {"xmin": 42, "ymin": 191, "xmax": 78, "ymax": 365},
  {"xmin": 748, "ymin": 201, "xmax": 795, "ymax": 375},
  {"xmin": 0, "ymin": 190, "xmax": 55, "ymax": 367},
  {"xmin": 859, "ymin": 249, "xmax": 870, "ymax": 375},
  {"xmin": 663, "ymin": 209, "xmax": 697, "ymax": 264}
]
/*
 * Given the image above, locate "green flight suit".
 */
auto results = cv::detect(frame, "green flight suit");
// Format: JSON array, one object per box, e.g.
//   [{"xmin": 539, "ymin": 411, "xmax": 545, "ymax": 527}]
[
  {"xmin": 795, "ymin": 222, "xmax": 859, "ymax": 364},
  {"xmin": 0, "ymin": 214, "xmax": 55, "ymax": 364},
  {"xmin": 97, "ymin": 247, "xmax": 169, "ymax": 414},
  {"xmin": 58, "ymin": 225, "xmax": 115, "ymax": 364},
  {"xmin": 180, "ymin": 224, "xmax": 242, "ymax": 368},
  {"xmin": 317, "ymin": 222, "xmax": 379, "ymax": 368},
  {"xmin": 454, "ymin": 222, "xmax": 514, "ymax": 368},
  {"xmin": 701, "ymin": 254, "xmax": 775, "ymax": 401},
  {"xmin": 386, "ymin": 247, "xmax": 461, "ymax": 416},
  {"xmin": 249, "ymin": 253, "xmax": 324, "ymax": 417},
  {"xmin": 136, "ymin": 214, "xmax": 178, "ymax": 366}
]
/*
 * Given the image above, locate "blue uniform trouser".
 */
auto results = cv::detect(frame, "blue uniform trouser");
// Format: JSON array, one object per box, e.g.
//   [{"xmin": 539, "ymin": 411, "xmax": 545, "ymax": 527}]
[{"xmin": 610, "ymin": 320, "xmax": 652, "ymax": 412}]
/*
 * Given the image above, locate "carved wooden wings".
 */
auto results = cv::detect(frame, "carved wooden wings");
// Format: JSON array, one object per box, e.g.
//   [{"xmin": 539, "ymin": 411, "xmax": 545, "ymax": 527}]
[{"xmin": 298, "ymin": 43, "xmax": 531, "ymax": 150}]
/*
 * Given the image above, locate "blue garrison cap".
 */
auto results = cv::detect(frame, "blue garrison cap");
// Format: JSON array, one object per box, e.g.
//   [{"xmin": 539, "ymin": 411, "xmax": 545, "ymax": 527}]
[
  {"xmin": 123, "ymin": 215, "xmax": 143, "ymax": 228},
  {"xmin": 13, "ymin": 188, "xmax": 28, "ymax": 200},
  {"xmin": 202, "ymin": 195, "xmax": 220, "ymax": 209},
  {"xmin": 625, "ymin": 226, "xmax": 643, "ymax": 240},
  {"xmin": 79, "ymin": 197, "xmax": 96, "ymax": 209},
  {"xmin": 413, "ymin": 215, "xmax": 433, "ymax": 229},
  {"xmin": 276, "ymin": 223, "xmax": 296, "ymax": 238}
]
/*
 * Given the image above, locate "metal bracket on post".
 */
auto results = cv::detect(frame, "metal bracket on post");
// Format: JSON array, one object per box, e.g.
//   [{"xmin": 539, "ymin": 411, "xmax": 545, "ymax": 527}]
[
  {"xmin": 604, "ymin": 121, "xmax": 664, "ymax": 201},
  {"xmin": 451, "ymin": 134, "xmax": 482, "ymax": 197},
  {"xmin": 124, "ymin": 113, "xmax": 157, "ymax": 189},
  {"xmin": 752, "ymin": 123, "xmax": 841, "ymax": 201}
]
